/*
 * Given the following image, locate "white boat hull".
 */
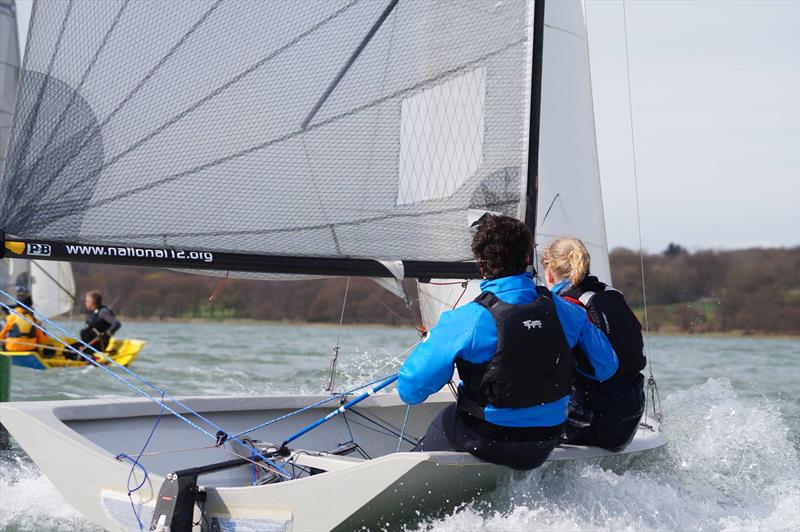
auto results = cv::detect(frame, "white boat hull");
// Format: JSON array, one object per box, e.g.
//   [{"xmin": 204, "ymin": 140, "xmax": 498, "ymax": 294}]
[{"xmin": 0, "ymin": 392, "xmax": 665, "ymax": 531}]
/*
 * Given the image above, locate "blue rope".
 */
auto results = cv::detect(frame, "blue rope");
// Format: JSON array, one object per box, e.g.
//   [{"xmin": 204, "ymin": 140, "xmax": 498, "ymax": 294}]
[
  {"xmin": 115, "ymin": 454, "xmax": 149, "ymax": 530},
  {"xmin": 230, "ymin": 373, "xmax": 398, "ymax": 439},
  {"xmin": 397, "ymin": 404, "xmax": 411, "ymax": 452},
  {"xmin": 0, "ymin": 297, "xmax": 217, "ymax": 439},
  {"xmin": 0, "ymin": 289, "xmax": 230, "ymax": 433},
  {"xmin": 115, "ymin": 393, "xmax": 165, "ymax": 530},
  {"xmin": 0, "ymin": 292, "xmax": 292, "ymax": 478}
]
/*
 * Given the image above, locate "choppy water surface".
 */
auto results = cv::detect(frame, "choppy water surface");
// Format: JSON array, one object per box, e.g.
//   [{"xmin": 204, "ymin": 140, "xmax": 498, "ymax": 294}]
[{"xmin": 1, "ymin": 321, "xmax": 798, "ymax": 531}]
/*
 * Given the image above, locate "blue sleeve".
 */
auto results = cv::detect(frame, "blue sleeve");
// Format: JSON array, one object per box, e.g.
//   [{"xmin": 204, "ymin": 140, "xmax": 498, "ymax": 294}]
[
  {"xmin": 552, "ymin": 294, "xmax": 618, "ymax": 381},
  {"xmin": 398, "ymin": 304, "xmax": 483, "ymax": 404}
]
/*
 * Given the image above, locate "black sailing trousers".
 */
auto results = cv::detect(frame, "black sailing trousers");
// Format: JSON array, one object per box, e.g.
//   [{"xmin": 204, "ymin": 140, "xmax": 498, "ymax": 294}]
[{"xmin": 418, "ymin": 404, "xmax": 560, "ymax": 470}]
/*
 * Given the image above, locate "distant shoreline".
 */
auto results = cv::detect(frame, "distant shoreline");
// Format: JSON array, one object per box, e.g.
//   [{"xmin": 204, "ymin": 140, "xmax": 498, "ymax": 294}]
[
  {"xmin": 111, "ymin": 316, "xmax": 799, "ymax": 339},
  {"xmin": 115, "ymin": 316, "xmax": 414, "ymax": 329}
]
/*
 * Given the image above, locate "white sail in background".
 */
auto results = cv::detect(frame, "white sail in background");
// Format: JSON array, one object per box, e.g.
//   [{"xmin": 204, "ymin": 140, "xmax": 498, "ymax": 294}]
[
  {"xmin": 29, "ymin": 260, "xmax": 75, "ymax": 318},
  {"xmin": 419, "ymin": 0, "xmax": 609, "ymax": 329}
]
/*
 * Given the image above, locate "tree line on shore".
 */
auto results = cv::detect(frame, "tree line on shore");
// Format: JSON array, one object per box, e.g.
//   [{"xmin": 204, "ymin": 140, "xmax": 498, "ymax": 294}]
[{"xmin": 71, "ymin": 244, "xmax": 799, "ymax": 335}]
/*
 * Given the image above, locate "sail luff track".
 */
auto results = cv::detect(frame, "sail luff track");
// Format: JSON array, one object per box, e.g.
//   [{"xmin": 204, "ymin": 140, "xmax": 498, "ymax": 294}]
[{"xmin": 525, "ymin": 0, "xmax": 546, "ymax": 239}]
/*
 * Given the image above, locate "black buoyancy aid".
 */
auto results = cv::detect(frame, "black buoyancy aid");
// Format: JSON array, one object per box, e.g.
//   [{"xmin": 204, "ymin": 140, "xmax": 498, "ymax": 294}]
[
  {"xmin": 456, "ymin": 287, "xmax": 573, "ymax": 420},
  {"xmin": 86, "ymin": 306, "xmax": 114, "ymax": 333},
  {"xmin": 560, "ymin": 276, "xmax": 646, "ymax": 379}
]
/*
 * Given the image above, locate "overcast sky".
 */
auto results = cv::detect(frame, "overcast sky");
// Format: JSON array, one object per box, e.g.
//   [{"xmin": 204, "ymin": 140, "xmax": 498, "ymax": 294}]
[{"xmin": 13, "ymin": 0, "xmax": 800, "ymax": 253}]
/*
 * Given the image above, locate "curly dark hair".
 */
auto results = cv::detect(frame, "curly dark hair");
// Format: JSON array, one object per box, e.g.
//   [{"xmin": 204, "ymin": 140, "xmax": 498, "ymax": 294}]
[{"xmin": 471, "ymin": 215, "xmax": 533, "ymax": 279}]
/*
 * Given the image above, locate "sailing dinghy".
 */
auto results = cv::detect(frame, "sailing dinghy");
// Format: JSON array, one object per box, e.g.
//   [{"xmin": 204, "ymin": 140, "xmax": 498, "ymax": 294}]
[{"xmin": 0, "ymin": 0, "xmax": 664, "ymax": 529}]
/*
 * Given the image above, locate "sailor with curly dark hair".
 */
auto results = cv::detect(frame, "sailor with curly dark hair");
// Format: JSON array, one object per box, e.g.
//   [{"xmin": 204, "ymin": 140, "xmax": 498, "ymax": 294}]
[{"xmin": 398, "ymin": 215, "xmax": 618, "ymax": 469}]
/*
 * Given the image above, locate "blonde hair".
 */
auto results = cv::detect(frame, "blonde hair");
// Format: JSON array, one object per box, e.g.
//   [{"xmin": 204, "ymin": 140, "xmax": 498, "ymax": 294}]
[{"xmin": 541, "ymin": 237, "xmax": 591, "ymax": 286}]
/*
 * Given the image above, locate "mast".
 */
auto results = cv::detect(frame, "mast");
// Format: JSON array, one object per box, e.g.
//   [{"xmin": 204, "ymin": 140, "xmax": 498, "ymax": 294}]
[{"xmin": 524, "ymin": 0, "xmax": 546, "ymax": 240}]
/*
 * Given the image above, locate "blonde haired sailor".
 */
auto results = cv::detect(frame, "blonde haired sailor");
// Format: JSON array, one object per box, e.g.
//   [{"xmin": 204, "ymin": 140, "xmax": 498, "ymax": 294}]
[
  {"xmin": 542, "ymin": 237, "xmax": 647, "ymax": 452},
  {"xmin": 0, "ymin": 294, "xmax": 48, "ymax": 352}
]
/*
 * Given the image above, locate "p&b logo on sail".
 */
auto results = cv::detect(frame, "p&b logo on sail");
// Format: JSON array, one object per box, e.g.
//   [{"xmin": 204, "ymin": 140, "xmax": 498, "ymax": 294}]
[
  {"xmin": 26, "ymin": 243, "xmax": 52, "ymax": 257},
  {"xmin": 522, "ymin": 319, "xmax": 542, "ymax": 330}
]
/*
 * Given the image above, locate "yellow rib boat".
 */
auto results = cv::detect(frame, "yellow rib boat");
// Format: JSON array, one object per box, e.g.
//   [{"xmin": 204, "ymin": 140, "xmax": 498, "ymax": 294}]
[{"xmin": 0, "ymin": 337, "xmax": 145, "ymax": 370}]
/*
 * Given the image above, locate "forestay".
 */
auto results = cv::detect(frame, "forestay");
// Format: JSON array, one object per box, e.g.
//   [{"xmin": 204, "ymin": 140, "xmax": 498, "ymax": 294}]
[{"xmin": 0, "ymin": 0, "xmax": 538, "ymax": 278}]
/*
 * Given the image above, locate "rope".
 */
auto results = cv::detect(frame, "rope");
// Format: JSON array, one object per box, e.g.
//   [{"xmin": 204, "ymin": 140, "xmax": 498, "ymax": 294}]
[
  {"xmin": 0, "ymin": 296, "xmax": 217, "ymax": 439},
  {"xmin": 230, "ymin": 372, "xmax": 397, "ymax": 439},
  {"xmin": 621, "ymin": 0, "xmax": 652, "ymax": 373},
  {"xmin": 116, "ymin": 444, "xmax": 217, "ymax": 458},
  {"xmin": 396, "ymin": 404, "xmax": 411, "ymax": 452},
  {"xmin": 326, "ymin": 276, "xmax": 350, "ymax": 392},
  {"xmin": 0, "ymin": 290, "xmax": 291, "ymax": 477},
  {"xmin": 450, "ymin": 282, "xmax": 469, "ymax": 310},
  {"xmin": 115, "ymin": 393, "xmax": 165, "ymax": 530},
  {"xmin": 348, "ymin": 407, "xmax": 419, "ymax": 446},
  {"xmin": 622, "ymin": 0, "xmax": 662, "ymax": 426},
  {"xmin": 207, "ymin": 271, "xmax": 230, "ymax": 301}
]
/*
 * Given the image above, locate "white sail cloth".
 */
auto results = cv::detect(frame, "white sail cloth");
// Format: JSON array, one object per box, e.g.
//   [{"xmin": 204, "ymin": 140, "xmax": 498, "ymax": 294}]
[
  {"xmin": 1, "ymin": 0, "xmax": 533, "ymax": 266},
  {"xmin": 419, "ymin": 0, "xmax": 609, "ymax": 329},
  {"xmin": 0, "ymin": 1, "xmax": 75, "ymax": 319}
]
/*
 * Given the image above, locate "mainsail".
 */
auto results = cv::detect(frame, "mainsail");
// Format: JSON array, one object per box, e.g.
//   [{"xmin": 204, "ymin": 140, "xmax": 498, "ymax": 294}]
[
  {"xmin": 0, "ymin": 0, "xmax": 76, "ymax": 318},
  {"xmin": 0, "ymin": 0, "xmax": 542, "ymax": 280},
  {"xmin": 0, "ymin": 0, "xmax": 19, "ymax": 168},
  {"xmin": 419, "ymin": 0, "xmax": 611, "ymax": 328},
  {"xmin": 0, "ymin": 0, "xmax": 24, "ymax": 310}
]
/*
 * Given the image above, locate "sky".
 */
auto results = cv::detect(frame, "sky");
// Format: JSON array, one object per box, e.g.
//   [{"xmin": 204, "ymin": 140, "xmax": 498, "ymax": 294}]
[{"xmin": 12, "ymin": 0, "xmax": 800, "ymax": 253}]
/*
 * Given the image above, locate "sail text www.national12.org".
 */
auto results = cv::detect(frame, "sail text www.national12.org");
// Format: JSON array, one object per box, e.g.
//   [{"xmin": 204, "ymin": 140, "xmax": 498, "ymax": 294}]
[{"xmin": 64, "ymin": 244, "xmax": 213, "ymax": 262}]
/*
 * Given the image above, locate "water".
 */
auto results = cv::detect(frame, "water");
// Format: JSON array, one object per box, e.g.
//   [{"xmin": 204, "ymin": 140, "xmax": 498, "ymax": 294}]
[{"xmin": 1, "ymin": 322, "xmax": 798, "ymax": 531}]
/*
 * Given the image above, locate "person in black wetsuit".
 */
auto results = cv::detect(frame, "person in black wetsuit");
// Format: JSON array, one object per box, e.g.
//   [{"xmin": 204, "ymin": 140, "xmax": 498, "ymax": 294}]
[
  {"xmin": 73, "ymin": 290, "xmax": 121, "ymax": 357},
  {"xmin": 541, "ymin": 237, "xmax": 647, "ymax": 452}
]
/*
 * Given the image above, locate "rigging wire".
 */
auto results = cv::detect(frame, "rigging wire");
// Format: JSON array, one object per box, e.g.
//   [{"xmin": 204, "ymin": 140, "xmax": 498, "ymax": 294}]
[
  {"xmin": 621, "ymin": 0, "xmax": 662, "ymax": 425},
  {"xmin": 207, "ymin": 271, "xmax": 230, "ymax": 301},
  {"xmin": 0, "ymin": 290, "xmax": 292, "ymax": 477},
  {"xmin": 326, "ymin": 276, "xmax": 351, "ymax": 393},
  {"xmin": 397, "ymin": 404, "xmax": 411, "ymax": 452},
  {"xmin": 230, "ymin": 371, "xmax": 409, "ymax": 439}
]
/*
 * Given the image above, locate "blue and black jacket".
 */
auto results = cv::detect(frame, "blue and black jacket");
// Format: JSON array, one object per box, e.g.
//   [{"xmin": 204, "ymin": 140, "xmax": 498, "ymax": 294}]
[{"xmin": 398, "ymin": 272, "xmax": 618, "ymax": 428}]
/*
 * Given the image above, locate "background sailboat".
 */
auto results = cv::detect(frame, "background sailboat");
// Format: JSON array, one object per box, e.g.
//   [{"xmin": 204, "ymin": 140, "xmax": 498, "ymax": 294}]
[{"xmin": 0, "ymin": 0, "xmax": 662, "ymax": 529}]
